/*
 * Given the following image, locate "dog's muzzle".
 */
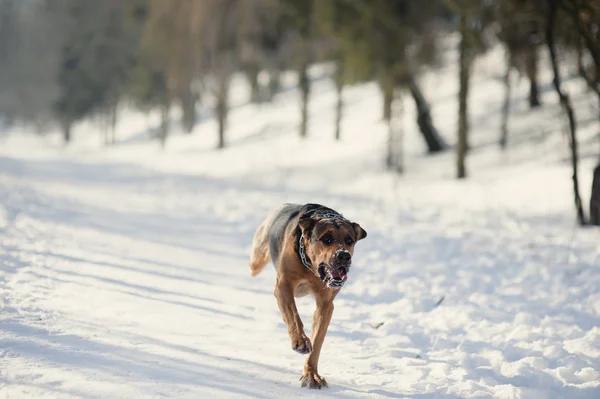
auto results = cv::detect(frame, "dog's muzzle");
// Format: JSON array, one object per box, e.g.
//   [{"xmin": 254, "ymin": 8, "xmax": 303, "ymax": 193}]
[{"xmin": 318, "ymin": 250, "xmax": 351, "ymax": 289}]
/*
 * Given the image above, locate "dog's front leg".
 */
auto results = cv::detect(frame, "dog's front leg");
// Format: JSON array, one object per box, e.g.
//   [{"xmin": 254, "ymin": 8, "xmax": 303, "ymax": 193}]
[
  {"xmin": 301, "ymin": 300, "xmax": 334, "ymax": 389},
  {"xmin": 274, "ymin": 280, "xmax": 312, "ymax": 354}
]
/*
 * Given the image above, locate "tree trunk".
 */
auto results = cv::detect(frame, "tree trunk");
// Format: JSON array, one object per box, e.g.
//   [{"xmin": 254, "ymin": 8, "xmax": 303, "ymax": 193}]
[
  {"xmin": 408, "ymin": 77, "xmax": 447, "ymax": 153},
  {"xmin": 526, "ymin": 47, "xmax": 541, "ymax": 108},
  {"xmin": 335, "ymin": 83, "xmax": 343, "ymax": 141},
  {"xmin": 214, "ymin": 50, "xmax": 231, "ymax": 149},
  {"xmin": 576, "ymin": 39, "xmax": 600, "ymax": 133},
  {"xmin": 500, "ymin": 58, "xmax": 512, "ymax": 150},
  {"xmin": 217, "ymin": 98, "xmax": 226, "ymax": 149},
  {"xmin": 299, "ymin": 61, "xmax": 310, "ymax": 138},
  {"xmin": 546, "ymin": 0, "xmax": 586, "ymax": 225},
  {"xmin": 385, "ymin": 90, "xmax": 404, "ymax": 173},
  {"xmin": 334, "ymin": 61, "xmax": 344, "ymax": 141},
  {"xmin": 62, "ymin": 120, "xmax": 72, "ymax": 144},
  {"xmin": 110, "ymin": 105, "xmax": 118, "ymax": 145},
  {"xmin": 591, "ymin": 163, "xmax": 600, "ymax": 226},
  {"xmin": 396, "ymin": 92, "xmax": 404, "ymax": 174},
  {"xmin": 383, "ymin": 84, "xmax": 393, "ymax": 122},
  {"xmin": 457, "ymin": 14, "xmax": 471, "ymax": 179},
  {"xmin": 268, "ymin": 67, "xmax": 281, "ymax": 101},
  {"xmin": 216, "ymin": 76, "xmax": 228, "ymax": 150},
  {"xmin": 385, "ymin": 85, "xmax": 395, "ymax": 170},
  {"xmin": 159, "ymin": 100, "xmax": 169, "ymax": 148},
  {"xmin": 386, "ymin": 111, "xmax": 395, "ymax": 171},
  {"xmin": 246, "ymin": 64, "xmax": 261, "ymax": 103},
  {"xmin": 181, "ymin": 86, "xmax": 196, "ymax": 134}
]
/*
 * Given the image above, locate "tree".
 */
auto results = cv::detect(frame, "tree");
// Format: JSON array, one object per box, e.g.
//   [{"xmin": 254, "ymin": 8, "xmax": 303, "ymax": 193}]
[
  {"xmin": 444, "ymin": 0, "xmax": 493, "ymax": 178},
  {"xmin": 98, "ymin": 0, "xmax": 145, "ymax": 145},
  {"xmin": 130, "ymin": 0, "xmax": 174, "ymax": 147},
  {"xmin": 409, "ymin": 77, "xmax": 448, "ymax": 153},
  {"xmin": 238, "ymin": 0, "xmax": 280, "ymax": 104},
  {"xmin": 456, "ymin": 12, "xmax": 471, "ymax": 179},
  {"xmin": 54, "ymin": 1, "xmax": 114, "ymax": 143},
  {"xmin": 545, "ymin": 0, "xmax": 587, "ymax": 225},
  {"xmin": 51, "ymin": 0, "xmax": 142, "ymax": 144},
  {"xmin": 313, "ymin": 0, "xmax": 365, "ymax": 141},
  {"xmin": 168, "ymin": 0, "xmax": 205, "ymax": 134},
  {"xmin": 252, "ymin": 1, "xmax": 287, "ymax": 101},
  {"xmin": 324, "ymin": 0, "xmax": 448, "ymax": 169},
  {"xmin": 591, "ymin": 163, "xmax": 600, "ymax": 226},
  {"xmin": 557, "ymin": 0, "xmax": 600, "ymax": 143},
  {"xmin": 551, "ymin": 0, "xmax": 600, "ymax": 225},
  {"xmin": 499, "ymin": 53, "xmax": 512, "ymax": 150},
  {"xmin": 202, "ymin": 0, "xmax": 239, "ymax": 149},
  {"xmin": 333, "ymin": 58, "xmax": 344, "ymax": 141},
  {"xmin": 374, "ymin": 0, "xmax": 448, "ymax": 160},
  {"xmin": 496, "ymin": 0, "xmax": 545, "ymax": 148},
  {"xmin": 278, "ymin": 0, "xmax": 315, "ymax": 138}
]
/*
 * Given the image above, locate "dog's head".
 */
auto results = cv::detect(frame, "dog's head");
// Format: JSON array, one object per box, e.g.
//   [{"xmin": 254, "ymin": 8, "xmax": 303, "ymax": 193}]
[{"xmin": 298, "ymin": 211, "xmax": 367, "ymax": 289}]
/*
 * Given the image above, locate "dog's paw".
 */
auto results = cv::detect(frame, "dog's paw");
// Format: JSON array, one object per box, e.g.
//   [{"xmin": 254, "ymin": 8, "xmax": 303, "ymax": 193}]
[
  {"xmin": 300, "ymin": 372, "xmax": 328, "ymax": 389},
  {"xmin": 291, "ymin": 335, "xmax": 312, "ymax": 354}
]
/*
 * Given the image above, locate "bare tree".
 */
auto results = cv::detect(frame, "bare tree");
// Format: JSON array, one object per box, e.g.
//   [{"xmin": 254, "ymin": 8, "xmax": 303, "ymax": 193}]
[
  {"xmin": 496, "ymin": 0, "xmax": 545, "ymax": 146},
  {"xmin": 278, "ymin": 0, "xmax": 315, "ymax": 138},
  {"xmin": 457, "ymin": 12, "xmax": 471, "ymax": 179},
  {"xmin": 443, "ymin": 0, "xmax": 492, "ymax": 178},
  {"xmin": 387, "ymin": 91, "xmax": 405, "ymax": 173},
  {"xmin": 526, "ymin": 48, "xmax": 542, "ymax": 108},
  {"xmin": 591, "ymin": 163, "xmax": 600, "ymax": 226},
  {"xmin": 546, "ymin": 0, "xmax": 587, "ymax": 225},
  {"xmin": 409, "ymin": 77, "xmax": 448, "ymax": 153},
  {"xmin": 238, "ymin": 0, "xmax": 279, "ymax": 104},
  {"xmin": 499, "ymin": 53, "xmax": 512, "ymax": 150},
  {"xmin": 202, "ymin": 0, "xmax": 239, "ymax": 149},
  {"xmin": 552, "ymin": 0, "xmax": 600, "ymax": 225}
]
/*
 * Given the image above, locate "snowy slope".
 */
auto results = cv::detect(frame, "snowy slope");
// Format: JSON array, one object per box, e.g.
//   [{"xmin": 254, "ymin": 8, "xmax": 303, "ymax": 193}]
[{"xmin": 1, "ymin": 43, "xmax": 600, "ymax": 398}]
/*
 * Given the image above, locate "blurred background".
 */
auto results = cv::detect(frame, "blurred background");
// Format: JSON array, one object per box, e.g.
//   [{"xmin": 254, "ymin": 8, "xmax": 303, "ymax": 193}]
[
  {"xmin": 0, "ymin": 0, "xmax": 599, "ymax": 221},
  {"xmin": 0, "ymin": 0, "xmax": 600, "ymax": 216}
]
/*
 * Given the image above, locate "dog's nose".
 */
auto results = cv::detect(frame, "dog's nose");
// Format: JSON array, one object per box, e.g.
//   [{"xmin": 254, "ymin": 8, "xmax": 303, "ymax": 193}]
[{"xmin": 336, "ymin": 251, "xmax": 351, "ymax": 263}]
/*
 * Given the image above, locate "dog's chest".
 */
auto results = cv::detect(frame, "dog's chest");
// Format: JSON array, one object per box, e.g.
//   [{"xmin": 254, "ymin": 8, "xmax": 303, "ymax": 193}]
[{"xmin": 294, "ymin": 282, "xmax": 312, "ymax": 298}]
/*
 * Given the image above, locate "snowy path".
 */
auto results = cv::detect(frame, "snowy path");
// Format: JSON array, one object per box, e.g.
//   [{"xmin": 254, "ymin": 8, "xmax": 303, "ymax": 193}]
[{"xmin": 1, "ymin": 152, "xmax": 599, "ymax": 399}]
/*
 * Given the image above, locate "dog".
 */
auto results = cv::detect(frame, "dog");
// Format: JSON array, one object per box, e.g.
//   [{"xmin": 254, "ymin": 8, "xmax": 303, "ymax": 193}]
[{"xmin": 249, "ymin": 203, "xmax": 367, "ymax": 389}]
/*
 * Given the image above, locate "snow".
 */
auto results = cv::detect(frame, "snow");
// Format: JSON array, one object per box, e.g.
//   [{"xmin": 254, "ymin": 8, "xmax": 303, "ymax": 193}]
[{"xmin": 1, "ymin": 43, "xmax": 600, "ymax": 398}]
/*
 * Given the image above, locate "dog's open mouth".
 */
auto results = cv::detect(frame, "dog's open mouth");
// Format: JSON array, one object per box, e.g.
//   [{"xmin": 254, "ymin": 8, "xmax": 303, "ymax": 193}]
[{"xmin": 318, "ymin": 264, "xmax": 349, "ymax": 288}]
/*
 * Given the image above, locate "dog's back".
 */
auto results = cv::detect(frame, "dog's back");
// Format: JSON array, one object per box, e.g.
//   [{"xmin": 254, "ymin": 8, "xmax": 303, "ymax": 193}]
[
  {"xmin": 249, "ymin": 204, "xmax": 301, "ymax": 276},
  {"xmin": 249, "ymin": 203, "xmax": 337, "ymax": 276},
  {"xmin": 268, "ymin": 204, "xmax": 303, "ymax": 266}
]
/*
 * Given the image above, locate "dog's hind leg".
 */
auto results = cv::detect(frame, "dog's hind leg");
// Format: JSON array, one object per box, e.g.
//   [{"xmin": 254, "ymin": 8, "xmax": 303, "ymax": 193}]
[{"xmin": 249, "ymin": 208, "xmax": 278, "ymax": 276}]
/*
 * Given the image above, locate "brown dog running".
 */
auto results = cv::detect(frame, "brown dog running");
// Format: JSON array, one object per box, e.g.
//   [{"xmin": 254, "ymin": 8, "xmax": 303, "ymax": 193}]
[{"xmin": 249, "ymin": 203, "xmax": 367, "ymax": 389}]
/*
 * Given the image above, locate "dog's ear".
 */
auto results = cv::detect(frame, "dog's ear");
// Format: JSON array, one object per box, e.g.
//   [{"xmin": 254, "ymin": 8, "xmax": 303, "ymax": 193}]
[
  {"xmin": 351, "ymin": 222, "xmax": 367, "ymax": 241},
  {"xmin": 298, "ymin": 217, "xmax": 316, "ymax": 235}
]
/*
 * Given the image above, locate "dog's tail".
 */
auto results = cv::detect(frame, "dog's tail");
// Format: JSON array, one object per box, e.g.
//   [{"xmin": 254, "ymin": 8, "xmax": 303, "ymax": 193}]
[{"xmin": 249, "ymin": 208, "xmax": 278, "ymax": 276}]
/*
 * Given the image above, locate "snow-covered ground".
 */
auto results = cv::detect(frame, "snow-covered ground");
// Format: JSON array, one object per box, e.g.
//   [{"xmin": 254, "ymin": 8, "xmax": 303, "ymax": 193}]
[{"xmin": 1, "ymin": 42, "xmax": 600, "ymax": 398}]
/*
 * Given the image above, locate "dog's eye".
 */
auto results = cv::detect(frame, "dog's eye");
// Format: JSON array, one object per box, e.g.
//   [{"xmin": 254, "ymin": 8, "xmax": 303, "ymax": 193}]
[
  {"xmin": 321, "ymin": 234, "xmax": 333, "ymax": 245},
  {"xmin": 345, "ymin": 237, "xmax": 355, "ymax": 246}
]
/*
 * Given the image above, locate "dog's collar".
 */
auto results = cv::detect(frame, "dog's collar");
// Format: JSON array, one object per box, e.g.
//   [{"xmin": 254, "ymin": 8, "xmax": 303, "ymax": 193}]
[
  {"xmin": 298, "ymin": 232, "xmax": 316, "ymax": 273},
  {"xmin": 305, "ymin": 209, "xmax": 347, "ymax": 222}
]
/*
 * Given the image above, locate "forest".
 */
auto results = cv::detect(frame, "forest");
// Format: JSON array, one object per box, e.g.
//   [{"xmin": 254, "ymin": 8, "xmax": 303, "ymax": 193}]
[{"xmin": 1, "ymin": 0, "xmax": 599, "ymax": 225}]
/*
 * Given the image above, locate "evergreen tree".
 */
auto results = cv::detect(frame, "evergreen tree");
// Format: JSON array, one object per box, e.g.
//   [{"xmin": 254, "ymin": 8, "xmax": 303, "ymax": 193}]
[{"xmin": 53, "ymin": 0, "xmax": 142, "ymax": 144}]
